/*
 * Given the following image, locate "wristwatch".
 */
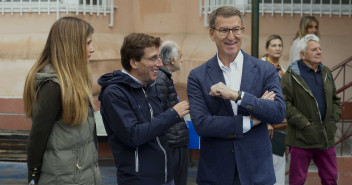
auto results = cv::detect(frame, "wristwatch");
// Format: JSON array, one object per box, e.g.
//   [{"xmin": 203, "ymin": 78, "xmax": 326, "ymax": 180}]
[{"xmin": 235, "ymin": 91, "xmax": 242, "ymax": 103}]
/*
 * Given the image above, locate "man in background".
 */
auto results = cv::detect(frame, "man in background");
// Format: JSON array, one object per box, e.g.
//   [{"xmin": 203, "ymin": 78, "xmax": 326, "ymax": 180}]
[
  {"xmin": 281, "ymin": 34, "xmax": 341, "ymax": 185},
  {"xmin": 156, "ymin": 40, "xmax": 189, "ymax": 185}
]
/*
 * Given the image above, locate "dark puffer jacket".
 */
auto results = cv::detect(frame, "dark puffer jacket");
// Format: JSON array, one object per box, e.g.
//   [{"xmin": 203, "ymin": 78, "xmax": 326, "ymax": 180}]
[{"xmin": 156, "ymin": 67, "xmax": 189, "ymax": 147}]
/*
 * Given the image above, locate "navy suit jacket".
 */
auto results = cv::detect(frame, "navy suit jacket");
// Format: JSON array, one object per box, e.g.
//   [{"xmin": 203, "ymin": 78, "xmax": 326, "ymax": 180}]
[{"xmin": 187, "ymin": 51, "xmax": 286, "ymax": 185}]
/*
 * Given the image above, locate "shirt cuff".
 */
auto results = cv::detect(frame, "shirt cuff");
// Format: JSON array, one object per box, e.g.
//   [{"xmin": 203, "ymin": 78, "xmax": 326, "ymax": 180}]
[{"xmin": 243, "ymin": 116, "xmax": 251, "ymax": 133}]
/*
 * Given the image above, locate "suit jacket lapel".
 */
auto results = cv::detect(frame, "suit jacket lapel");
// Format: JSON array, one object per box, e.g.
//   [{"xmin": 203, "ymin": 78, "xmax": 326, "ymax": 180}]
[
  {"xmin": 240, "ymin": 52, "xmax": 256, "ymax": 93},
  {"xmin": 237, "ymin": 52, "xmax": 257, "ymax": 115},
  {"xmin": 206, "ymin": 55, "xmax": 233, "ymax": 112}
]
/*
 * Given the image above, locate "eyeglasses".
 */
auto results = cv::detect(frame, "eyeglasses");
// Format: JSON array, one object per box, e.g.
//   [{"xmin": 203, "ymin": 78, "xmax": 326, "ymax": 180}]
[
  {"xmin": 142, "ymin": 54, "xmax": 162, "ymax": 63},
  {"xmin": 213, "ymin": 27, "xmax": 243, "ymax": 37}
]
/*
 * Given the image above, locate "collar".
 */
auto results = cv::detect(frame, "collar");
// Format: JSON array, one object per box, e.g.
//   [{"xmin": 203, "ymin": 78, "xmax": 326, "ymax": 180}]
[
  {"xmin": 266, "ymin": 57, "xmax": 284, "ymax": 77},
  {"xmin": 217, "ymin": 50, "xmax": 244, "ymax": 71},
  {"xmin": 122, "ymin": 69, "xmax": 143, "ymax": 85},
  {"xmin": 122, "ymin": 69, "xmax": 156, "ymax": 88},
  {"xmin": 159, "ymin": 66, "xmax": 172, "ymax": 78},
  {"xmin": 266, "ymin": 57, "xmax": 282, "ymax": 70},
  {"xmin": 298, "ymin": 60, "xmax": 322, "ymax": 73}
]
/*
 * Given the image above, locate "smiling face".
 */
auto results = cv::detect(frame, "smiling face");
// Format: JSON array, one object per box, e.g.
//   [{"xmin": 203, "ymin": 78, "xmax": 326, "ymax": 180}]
[
  {"xmin": 131, "ymin": 46, "xmax": 163, "ymax": 86},
  {"xmin": 266, "ymin": 38, "xmax": 283, "ymax": 61},
  {"xmin": 86, "ymin": 35, "xmax": 95, "ymax": 60},
  {"xmin": 301, "ymin": 40, "xmax": 322, "ymax": 70},
  {"xmin": 209, "ymin": 15, "xmax": 245, "ymax": 64}
]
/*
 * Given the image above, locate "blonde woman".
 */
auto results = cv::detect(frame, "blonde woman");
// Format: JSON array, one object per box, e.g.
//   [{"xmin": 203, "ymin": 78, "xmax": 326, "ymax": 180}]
[
  {"xmin": 289, "ymin": 16, "xmax": 320, "ymax": 64},
  {"xmin": 23, "ymin": 17, "xmax": 101, "ymax": 185}
]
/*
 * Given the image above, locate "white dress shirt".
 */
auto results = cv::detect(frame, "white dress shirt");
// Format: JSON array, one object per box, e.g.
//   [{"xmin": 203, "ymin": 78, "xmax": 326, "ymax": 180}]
[{"xmin": 217, "ymin": 51, "xmax": 251, "ymax": 133}]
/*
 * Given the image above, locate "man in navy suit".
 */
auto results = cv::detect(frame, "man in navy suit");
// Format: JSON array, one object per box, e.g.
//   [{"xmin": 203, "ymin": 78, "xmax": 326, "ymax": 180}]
[{"xmin": 187, "ymin": 6, "xmax": 286, "ymax": 185}]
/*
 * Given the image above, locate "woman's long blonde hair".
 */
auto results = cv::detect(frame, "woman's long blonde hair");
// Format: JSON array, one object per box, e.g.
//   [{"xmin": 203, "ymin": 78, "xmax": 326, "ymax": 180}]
[
  {"xmin": 293, "ymin": 16, "xmax": 320, "ymax": 40},
  {"xmin": 23, "ymin": 16, "xmax": 94, "ymax": 126}
]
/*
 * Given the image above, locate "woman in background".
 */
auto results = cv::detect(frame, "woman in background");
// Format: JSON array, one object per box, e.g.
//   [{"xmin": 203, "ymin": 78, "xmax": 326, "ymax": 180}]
[
  {"xmin": 289, "ymin": 16, "xmax": 320, "ymax": 64},
  {"xmin": 262, "ymin": 34, "xmax": 287, "ymax": 185},
  {"xmin": 262, "ymin": 35, "xmax": 285, "ymax": 76},
  {"xmin": 23, "ymin": 17, "xmax": 101, "ymax": 185}
]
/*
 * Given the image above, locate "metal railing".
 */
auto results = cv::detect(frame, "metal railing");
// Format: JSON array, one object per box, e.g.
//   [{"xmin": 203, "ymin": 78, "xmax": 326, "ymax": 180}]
[
  {"xmin": 200, "ymin": 0, "xmax": 352, "ymax": 26},
  {"xmin": 331, "ymin": 56, "xmax": 352, "ymax": 155},
  {"xmin": 0, "ymin": 0, "xmax": 116, "ymax": 27}
]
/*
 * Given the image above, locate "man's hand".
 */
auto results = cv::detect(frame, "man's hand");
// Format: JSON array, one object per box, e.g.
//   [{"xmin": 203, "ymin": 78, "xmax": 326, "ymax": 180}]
[
  {"xmin": 268, "ymin": 124, "xmax": 274, "ymax": 140},
  {"xmin": 271, "ymin": 118, "xmax": 288, "ymax": 130},
  {"xmin": 209, "ymin": 82, "xmax": 238, "ymax": 101},
  {"xmin": 261, "ymin": 90, "xmax": 275, "ymax": 100},
  {"xmin": 173, "ymin": 101, "xmax": 190, "ymax": 117}
]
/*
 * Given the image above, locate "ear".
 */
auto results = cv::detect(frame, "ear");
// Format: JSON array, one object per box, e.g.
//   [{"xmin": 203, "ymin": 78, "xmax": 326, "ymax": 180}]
[
  {"xmin": 209, "ymin": 28, "xmax": 215, "ymax": 42},
  {"xmin": 130, "ymin": 58, "xmax": 138, "ymax": 69},
  {"xmin": 170, "ymin": 57, "xmax": 175, "ymax": 65},
  {"xmin": 241, "ymin": 26, "xmax": 246, "ymax": 35},
  {"xmin": 300, "ymin": 51, "xmax": 305, "ymax": 60}
]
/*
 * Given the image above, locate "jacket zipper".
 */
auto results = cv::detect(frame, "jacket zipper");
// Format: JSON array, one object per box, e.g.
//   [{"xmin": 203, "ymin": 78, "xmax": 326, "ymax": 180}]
[
  {"xmin": 323, "ymin": 72, "xmax": 331, "ymax": 149},
  {"xmin": 156, "ymin": 136, "xmax": 167, "ymax": 183},
  {"xmin": 142, "ymin": 86, "xmax": 168, "ymax": 182},
  {"xmin": 291, "ymin": 75, "xmax": 323, "ymax": 123},
  {"xmin": 324, "ymin": 73, "xmax": 328, "ymax": 83},
  {"xmin": 291, "ymin": 73, "xmax": 328, "ymax": 149},
  {"xmin": 135, "ymin": 147, "xmax": 139, "ymax": 172},
  {"xmin": 75, "ymin": 149, "xmax": 81, "ymax": 183}
]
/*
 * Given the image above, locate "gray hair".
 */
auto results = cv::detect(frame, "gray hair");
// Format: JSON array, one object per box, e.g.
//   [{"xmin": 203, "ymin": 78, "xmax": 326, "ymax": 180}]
[
  {"xmin": 209, "ymin": 6, "xmax": 244, "ymax": 29},
  {"xmin": 298, "ymin": 34, "xmax": 320, "ymax": 53},
  {"xmin": 160, "ymin": 40, "xmax": 179, "ymax": 65}
]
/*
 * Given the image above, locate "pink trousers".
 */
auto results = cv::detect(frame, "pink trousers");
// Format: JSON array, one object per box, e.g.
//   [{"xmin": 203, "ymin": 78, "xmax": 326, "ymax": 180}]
[{"xmin": 289, "ymin": 146, "xmax": 337, "ymax": 185}]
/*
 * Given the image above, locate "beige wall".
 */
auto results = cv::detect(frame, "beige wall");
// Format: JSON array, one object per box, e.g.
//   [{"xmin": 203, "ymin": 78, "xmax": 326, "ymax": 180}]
[{"xmin": 0, "ymin": 0, "xmax": 351, "ymax": 98}]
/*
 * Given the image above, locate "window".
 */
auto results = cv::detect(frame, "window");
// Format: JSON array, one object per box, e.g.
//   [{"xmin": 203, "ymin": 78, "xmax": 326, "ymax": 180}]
[
  {"xmin": 1, "ymin": 0, "xmax": 115, "ymax": 27},
  {"xmin": 3, "ymin": 0, "xmax": 58, "ymax": 2},
  {"xmin": 79, "ymin": 0, "xmax": 103, "ymax": 5},
  {"xmin": 262, "ymin": 0, "xmax": 350, "ymax": 5}
]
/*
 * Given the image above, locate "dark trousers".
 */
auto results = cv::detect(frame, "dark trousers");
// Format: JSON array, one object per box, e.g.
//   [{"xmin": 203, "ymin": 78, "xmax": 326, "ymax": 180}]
[{"xmin": 170, "ymin": 146, "xmax": 188, "ymax": 185}]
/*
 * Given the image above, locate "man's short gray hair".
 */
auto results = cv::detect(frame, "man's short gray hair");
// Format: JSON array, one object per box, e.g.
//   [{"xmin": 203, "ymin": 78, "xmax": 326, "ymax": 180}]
[
  {"xmin": 298, "ymin": 34, "xmax": 320, "ymax": 53},
  {"xmin": 160, "ymin": 40, "xmax": 179, "ymax": 65}
]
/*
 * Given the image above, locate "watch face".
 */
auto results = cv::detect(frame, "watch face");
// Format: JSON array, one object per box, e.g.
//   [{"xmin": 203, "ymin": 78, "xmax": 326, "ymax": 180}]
[{"xmin": 236, "ymin": 91, "xmax": 241, "ymax": 102}]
